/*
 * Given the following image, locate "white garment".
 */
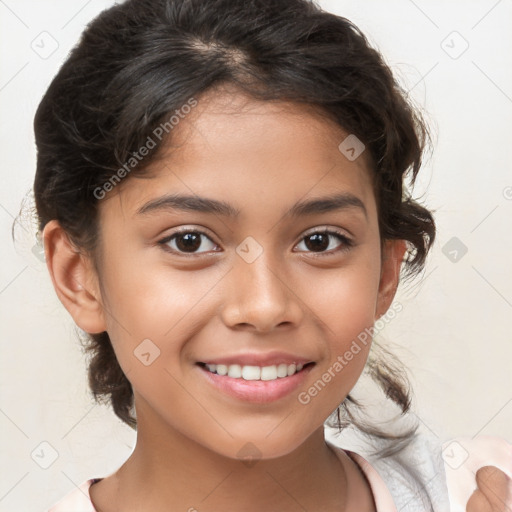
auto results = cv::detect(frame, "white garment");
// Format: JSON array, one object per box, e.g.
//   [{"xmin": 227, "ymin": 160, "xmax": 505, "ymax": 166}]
[{"xmin": 330, "ymin": 429, "xmax": 512, "ymax": 511}]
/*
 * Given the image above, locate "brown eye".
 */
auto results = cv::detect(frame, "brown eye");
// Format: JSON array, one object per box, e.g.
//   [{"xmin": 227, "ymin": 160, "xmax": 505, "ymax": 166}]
[
  {"xmin": 295, "ymin": 230, "xmax": 353, "ymax": 255},
  {"xmin": 304, "ymin": 232, "xmax": 330, "ymax": 251},
  {"xmin": 159, "ymin": 230, "xmax": 219, "ymax": 255}
]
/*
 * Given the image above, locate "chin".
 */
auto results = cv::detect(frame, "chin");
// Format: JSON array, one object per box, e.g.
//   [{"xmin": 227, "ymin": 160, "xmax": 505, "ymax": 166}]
[{"xmin": 219, "ymin": 433, "xmax": 310, "ymax": 462}]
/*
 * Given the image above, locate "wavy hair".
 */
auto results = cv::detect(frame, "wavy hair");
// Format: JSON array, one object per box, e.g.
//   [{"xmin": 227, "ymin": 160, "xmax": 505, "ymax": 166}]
[{"xmin": 28, "ymin": 0, "xmax": 436, "ymax": 506}]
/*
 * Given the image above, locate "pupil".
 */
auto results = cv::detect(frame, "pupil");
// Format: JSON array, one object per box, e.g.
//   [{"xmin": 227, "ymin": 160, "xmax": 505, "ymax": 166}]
[
  {"xmin": 306, "ymin": 233, "xmax": 328, "ymax": 252},
  {"xmin": 177, "ymin": 233, "xmax": 201, "ymax": 252}
]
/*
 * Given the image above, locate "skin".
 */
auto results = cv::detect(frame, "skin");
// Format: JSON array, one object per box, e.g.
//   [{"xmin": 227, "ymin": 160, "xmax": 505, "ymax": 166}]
[
  {"xmin": 466, "ymin": 466, "xmax": 512, "ymax": 512},
  {"xmin": 44, "ymin": 87, "xmax": 410, "ymax": 511}
]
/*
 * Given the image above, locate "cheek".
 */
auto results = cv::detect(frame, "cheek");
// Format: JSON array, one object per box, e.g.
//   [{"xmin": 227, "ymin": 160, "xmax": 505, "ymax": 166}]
[
  {"xmin": 308, "ymin": 257, "xmax": 381, "ymax": 338},
  {"xmin": 100, "ymin": 247, "xmax": 198, "ymax": 329},
  {"xmin": 97, "ymin": 253, "xmax": 217, "ymax": 372},
  {"xmin": 303, "ymin": 257, "xmax": 380, "ymax": 389}
]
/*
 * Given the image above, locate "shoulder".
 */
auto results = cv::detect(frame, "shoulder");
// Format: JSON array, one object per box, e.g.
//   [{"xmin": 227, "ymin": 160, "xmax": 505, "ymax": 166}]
[
  {"xmin": 46, "ymin": 479, "xmax": 98, "ymax": 512},
  {"xmin": 329, "ymin": 431, "xmax": 451, "ymax": 511},
  {"xmin": 362, "ymin": 431, "xmax": 451, "ymax": 512},
  {"xmin": 363, "ymin": 433, "xmax": 512, "ymax": 511},
  {"xmin": 442, "ymin": 435, "xmax": 512, "ymax": 512}
]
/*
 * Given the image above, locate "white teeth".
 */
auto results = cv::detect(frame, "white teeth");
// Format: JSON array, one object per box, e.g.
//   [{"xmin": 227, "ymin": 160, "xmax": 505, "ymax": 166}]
[
  {"xmin": 203, "ymin": 362, "xmax": 306, "ymax": 381},
  {"xmin": 276, "ymin": 364, "xmax": 288, "ymax": 378},
  {"xmin": 261, "ymin": 366, "xmax": 277, "ymax": 381},
  {"xmin": 216, "ymin": 364, "xmax": 228, "ymax": 376},
  {"xmin": 242, "ymin": 366, "xmax": 260, "ymax": 380},
  {"xmin": 227, "ymin": 364, "xmax": 242, "ymax": 378}
]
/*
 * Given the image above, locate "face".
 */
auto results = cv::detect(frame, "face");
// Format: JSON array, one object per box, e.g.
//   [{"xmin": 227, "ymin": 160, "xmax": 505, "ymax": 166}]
[{"xmin": 50, "ymin": 88, "xmax": 404, "ymax": 461}]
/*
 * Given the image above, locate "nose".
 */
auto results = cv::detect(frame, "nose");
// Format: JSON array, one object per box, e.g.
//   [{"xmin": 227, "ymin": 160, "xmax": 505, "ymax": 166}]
[{"xmin": 220, "ymin": 253, "xmax": 304, "ymax": 333}]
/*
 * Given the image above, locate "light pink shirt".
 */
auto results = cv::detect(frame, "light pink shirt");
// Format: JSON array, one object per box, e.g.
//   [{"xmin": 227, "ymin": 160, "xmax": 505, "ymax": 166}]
[{"xmin": 47, "ymin": 435, "xmax": 512, "ymax": 511}]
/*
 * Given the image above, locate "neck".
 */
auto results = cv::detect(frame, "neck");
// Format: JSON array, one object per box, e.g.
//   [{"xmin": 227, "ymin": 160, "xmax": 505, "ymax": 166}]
[{"xmin": 101, "ymin": 400, "xmax": 348, "ymax": 511}]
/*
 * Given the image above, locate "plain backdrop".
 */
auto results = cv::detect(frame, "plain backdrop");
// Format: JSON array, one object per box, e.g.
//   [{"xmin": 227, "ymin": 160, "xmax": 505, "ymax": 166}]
[{"xmin": 0, "ymin": 0, "xmax": 511, "ymax": 510}]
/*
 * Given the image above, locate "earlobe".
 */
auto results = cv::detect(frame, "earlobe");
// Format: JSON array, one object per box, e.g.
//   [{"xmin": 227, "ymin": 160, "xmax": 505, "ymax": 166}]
[
  {"xmin": 42, "ymin": 220, "xmax": 107, "ymax": 334},
  {"xmin": 375, "ymin": 239, "xmax": 407, "ymax": 320}
]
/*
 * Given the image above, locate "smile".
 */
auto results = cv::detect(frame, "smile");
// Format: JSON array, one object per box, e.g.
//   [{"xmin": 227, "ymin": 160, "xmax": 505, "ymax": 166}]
[
  {"xmin": 198, "ymin": 362, "xmax": 314, "ymax": 381},
  {"xmin": 196, "ymin": 362, "xmax": 316, "ymax": 403}
]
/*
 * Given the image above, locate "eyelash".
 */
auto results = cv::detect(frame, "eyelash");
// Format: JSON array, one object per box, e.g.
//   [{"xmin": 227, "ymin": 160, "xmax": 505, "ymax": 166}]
[{"xmin": 157, "ymin": 227, "xmax": 353, "ymax": 257}]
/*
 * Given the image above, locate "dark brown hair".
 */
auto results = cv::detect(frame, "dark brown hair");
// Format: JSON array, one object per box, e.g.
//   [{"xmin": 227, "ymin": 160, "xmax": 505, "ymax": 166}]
[{"xmin": 28, "ymin": 0, "xmax": 436, "ymax": 505}]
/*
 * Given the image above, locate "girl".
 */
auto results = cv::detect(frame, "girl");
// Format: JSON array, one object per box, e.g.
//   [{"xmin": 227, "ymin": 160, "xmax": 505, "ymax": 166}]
[{"xmin": 32, "ymin": 0, "xmax": 511, "ymax": 510}]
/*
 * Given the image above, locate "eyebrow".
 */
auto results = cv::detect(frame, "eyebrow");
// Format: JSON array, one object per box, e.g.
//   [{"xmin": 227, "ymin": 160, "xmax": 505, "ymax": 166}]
[{"xmin": 136, "ymin": 192, "xmax": 368, "ymax": 220}]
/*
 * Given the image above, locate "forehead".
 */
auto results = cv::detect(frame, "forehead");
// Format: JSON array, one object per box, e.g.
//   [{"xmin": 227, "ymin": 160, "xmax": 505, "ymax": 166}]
[
  {"xmin": 162, "ymin": 87, "xmax": 372, "ymax": 170},
  {"xmin": 103, "ymin": 87, "xmax": 376, "ymax": 221}
]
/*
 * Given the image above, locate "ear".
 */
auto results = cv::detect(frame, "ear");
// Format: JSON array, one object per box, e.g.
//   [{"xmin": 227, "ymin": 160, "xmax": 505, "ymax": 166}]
[
  {"xmin": 42, "ymin": 220, "xmax": 107, "ymax": 334},
  {"xmin": 375, "ymin": 239, "xmax": 407, "ymax": 320}
]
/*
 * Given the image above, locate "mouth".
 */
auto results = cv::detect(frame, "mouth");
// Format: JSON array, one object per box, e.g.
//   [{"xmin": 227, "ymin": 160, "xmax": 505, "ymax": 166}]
[
  {"xmin": 196, "ymin": 361, "xmax": 315, "ymax": 381},
  {"xmin": 195, "ymin": 361, "xmax": 316, "ymax": 403}
]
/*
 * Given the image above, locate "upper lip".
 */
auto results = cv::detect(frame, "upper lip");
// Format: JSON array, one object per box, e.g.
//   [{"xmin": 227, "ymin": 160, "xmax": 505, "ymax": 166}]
[{"xmin": 199, "ymin": 351, "xmax": 315, "ymax": 367}]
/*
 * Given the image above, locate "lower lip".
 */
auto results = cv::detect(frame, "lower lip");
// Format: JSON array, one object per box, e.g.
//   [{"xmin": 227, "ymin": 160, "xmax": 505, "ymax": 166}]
[{"xmin": 197, "ymin": 363, "xmax": 314, "ymax": 404}]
